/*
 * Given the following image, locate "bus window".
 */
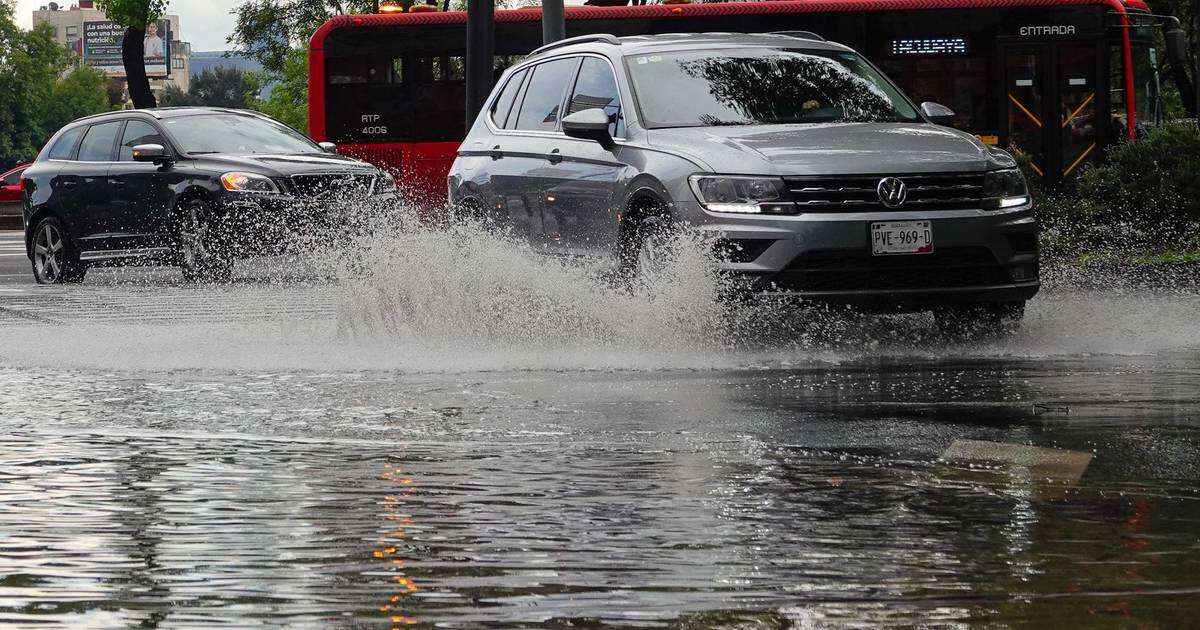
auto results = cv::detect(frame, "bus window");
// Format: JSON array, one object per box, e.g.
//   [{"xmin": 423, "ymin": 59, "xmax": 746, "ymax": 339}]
[
  {"xmin": 325, "ymin": 54, "xmax": 520, "ymax": 144},
  {"xmin": 1131, "ymin": 44, "xmax": 1162, "ymax": 129}
]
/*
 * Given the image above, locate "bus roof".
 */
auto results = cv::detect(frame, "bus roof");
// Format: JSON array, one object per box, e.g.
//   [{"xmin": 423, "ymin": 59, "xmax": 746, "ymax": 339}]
[{"xmin": 311, "ymin": 0, "xmax": 1150, "ymax": 48}]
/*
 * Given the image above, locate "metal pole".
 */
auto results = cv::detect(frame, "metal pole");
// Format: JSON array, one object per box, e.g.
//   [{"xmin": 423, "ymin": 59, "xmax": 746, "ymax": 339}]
[
  {"xmin": 465, "ymin": 0, "xmax": 495, "ymax": 130},
  {"xmin": 542, "ymin": 0, "xmax": 565, "ymax": 45},
  {"xmin": 1193, "ymin": 0, "xmax": 1199, "ymax": 124}
]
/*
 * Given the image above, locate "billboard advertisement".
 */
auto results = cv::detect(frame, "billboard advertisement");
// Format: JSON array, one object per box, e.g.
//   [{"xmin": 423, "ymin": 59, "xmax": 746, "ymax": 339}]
[{"xmin": 82, "ymin": 20, "xmax": 171, "ymax": 77}]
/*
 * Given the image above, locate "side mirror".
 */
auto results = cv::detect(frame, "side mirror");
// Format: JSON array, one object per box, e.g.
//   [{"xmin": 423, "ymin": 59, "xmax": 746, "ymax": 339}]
[
  {"xmin": 318, "ymin": 142, "xmax": 337, "ymax": 153},
  {"xmin": 561, "ymin": 108, "xmax": 614, "ymax": 148},
  {"xmin": 132, "ymin": 143, "xmax": 171, "ymax": 164},
  {"xmin": 920, "ymin": 102, "xmax": 956, "ymax": 126}
]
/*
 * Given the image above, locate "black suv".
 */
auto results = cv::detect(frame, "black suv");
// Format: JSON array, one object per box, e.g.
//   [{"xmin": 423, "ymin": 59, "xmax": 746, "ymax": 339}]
[{"xmin": 21, "ymin": 107, "xmax": 396, "ymax": 283}]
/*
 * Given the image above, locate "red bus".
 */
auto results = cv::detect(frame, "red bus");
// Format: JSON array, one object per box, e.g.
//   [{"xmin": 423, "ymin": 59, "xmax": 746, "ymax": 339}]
[{"xmin": 309, "ymin": 0, "xmax": 1162, "ymax": 202}]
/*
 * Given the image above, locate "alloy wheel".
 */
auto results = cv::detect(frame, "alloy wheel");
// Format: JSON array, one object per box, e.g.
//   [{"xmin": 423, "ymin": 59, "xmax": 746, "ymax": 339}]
[{"xmin": 33, "ymin": 223, "xmax": 65, "ymax": 283}]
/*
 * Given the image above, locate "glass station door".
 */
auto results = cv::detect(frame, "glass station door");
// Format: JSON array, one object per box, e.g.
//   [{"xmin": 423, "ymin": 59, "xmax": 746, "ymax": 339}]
[{"xmin": 1002, "ymin": 42, "xmax": 1101, "ymax": 185}]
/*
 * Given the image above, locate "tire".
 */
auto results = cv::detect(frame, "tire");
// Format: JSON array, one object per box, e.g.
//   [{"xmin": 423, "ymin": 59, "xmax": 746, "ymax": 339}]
[
  {"xmin": 30, "ymin": 217, "xmax": 86, "ymax": 285},
  {"xmin": 934, "ymin": 301, "xmax": 1025, "ymax": 339},
  {"xmin": 616, "ymin": 197, "xmax": 673, "ymax": 286},
  {"xmin": 451, "ymin": 197, "xmax": 486, "ymax": 224},
  {"xmin": 176, "ymin": 197, "xmax": 233, "ymax": 283}
]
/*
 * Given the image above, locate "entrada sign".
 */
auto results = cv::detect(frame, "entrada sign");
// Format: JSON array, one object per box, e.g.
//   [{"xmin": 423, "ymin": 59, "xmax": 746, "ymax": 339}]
[{"xmin": 1019, "ymin": 25, "xmax": 1077, "ymax": 36}]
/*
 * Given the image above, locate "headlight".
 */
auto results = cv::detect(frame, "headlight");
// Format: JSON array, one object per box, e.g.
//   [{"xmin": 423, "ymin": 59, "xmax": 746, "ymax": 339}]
[
  {"xmin": 689, "ymin": 175, "xmax": 795, "ymax": 214},
  {"xmin": 983, "ymin": 168, "xmax": 1029, "ymax": 209},
  {"xmin": 374, "ymin": 170, "xmax": 397, "ymax": 195},
  {"xmin": 220, "ymin": 172, "xmax": 280, "ymax": 194}
]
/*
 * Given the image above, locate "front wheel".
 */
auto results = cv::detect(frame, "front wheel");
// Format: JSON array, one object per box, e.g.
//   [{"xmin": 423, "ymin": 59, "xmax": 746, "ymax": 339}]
[
  {"xmin": 176, "ymin": 197, "xmax": 233, "ymax": 283},
  {"xmin": 30, "ymin": 217, "xmax": 86, "ymax": 285},
  {"xmin": 616, "ymin": 199, "xmax": 674, "ymax": 287},
  {"xmin": 933, "ymin": 301, "xmax": 1025, "ymax": 339}
]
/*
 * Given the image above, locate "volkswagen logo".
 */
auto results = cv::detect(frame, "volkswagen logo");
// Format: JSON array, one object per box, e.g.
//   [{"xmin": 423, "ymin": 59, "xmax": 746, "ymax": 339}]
[{"xmin": 877, "ymin": 177, "xmax": 907, "ymax": 209}]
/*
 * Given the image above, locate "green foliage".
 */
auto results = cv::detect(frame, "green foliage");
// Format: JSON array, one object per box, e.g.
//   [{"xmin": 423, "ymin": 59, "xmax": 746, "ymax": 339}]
[
  {"xmin": 92, "ymin": 0, "xmax": 168, "ymax": 27},
  {"xmin": 1, "ymin": 2, "xmax": 70, "ymax": 167},
  {"xmin": 43, "ymin": 66, "xmax": 113, "ymax": 133},
  {"xmin": 1033, "ymin": 123, "xmax": 1200, "ymax": 258},
  {"xmin": 161, "ymin": 67, "xmax": 265, "ymax": 109},
  {"xmin": 255, "ymin": 48, "xmax": 309, "ymax": 133},
  {"xmin": 230, "ymin": 0, "xmax": 374, "ymax": 75}
]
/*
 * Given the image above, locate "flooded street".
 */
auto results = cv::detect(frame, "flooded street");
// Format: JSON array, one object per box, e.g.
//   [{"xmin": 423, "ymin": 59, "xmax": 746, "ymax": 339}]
[{"xmin": 1, "ymin": 232, "xmax": 1199, "ymax": 627}]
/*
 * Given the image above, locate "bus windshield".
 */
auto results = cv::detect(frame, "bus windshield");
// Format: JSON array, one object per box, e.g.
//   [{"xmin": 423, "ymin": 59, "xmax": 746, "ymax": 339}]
[{"xmin": 626, "ymin": 48, "xmax": 921, "ymax": 128}]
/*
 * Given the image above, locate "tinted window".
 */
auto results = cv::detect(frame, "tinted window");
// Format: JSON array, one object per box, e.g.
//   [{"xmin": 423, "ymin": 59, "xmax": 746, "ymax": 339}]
[
  {"xmin": 626, "ymin": 48, "xmax": 920, "ymax": 128},
  {"xmin": 568, "ymin": 57, "xmax": 624, "ymax": 137},
  {"xmin": 2, "ymin": 169, "xmax": 23, "ymax": 186},
  {"xmin": 489, "ymin": 68, "xmax": 527, "ymax": 129},
  {"xmin": 77, "ymin": 121, "xmax": 122, "ymax": 161},
  {"xmin": 323, "ymin": 53, "xmax": 523, "ymax": 143},
  {"xmin": 514, "ymin": 58, "xmax": 578, "ymax": 132},
  {"xmin": 164, "ymin": 114, "xmax": 318, "ymax": 155},
  {"xmin": 119, "ymin": 120, "xmax": 168, "ymax": 161},
  {"xmin": 46, "ymin": 126, "xmax": 86, "ymax": 161}
]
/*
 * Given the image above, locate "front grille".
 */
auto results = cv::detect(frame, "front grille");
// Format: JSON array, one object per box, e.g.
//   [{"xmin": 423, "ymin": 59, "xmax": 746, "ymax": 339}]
[
  {"xmin": 783, "ymin": 172, "xmax": 985, "ymax": 212},
  {"xmin": 768, "ymin": 247, "xmax": 1012, "ymax": 292},
  {"xmin": 290, "ymin": 173, "xmax": 376, "ymax": 198}
]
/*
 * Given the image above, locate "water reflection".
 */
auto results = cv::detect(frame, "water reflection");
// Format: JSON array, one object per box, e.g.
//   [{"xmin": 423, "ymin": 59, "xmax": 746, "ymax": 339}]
[{"xmin": 1, "ymin": 355, "xmax": 1199, "ymax": 626}]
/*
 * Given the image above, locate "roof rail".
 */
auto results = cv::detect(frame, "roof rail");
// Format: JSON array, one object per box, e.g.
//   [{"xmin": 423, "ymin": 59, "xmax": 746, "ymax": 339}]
[
  {"xmin": 769, "ymin": 30, "xmax": 827, "ymax": 42},
  {"xmin": 529, "ymin": 33, "xmax": 620, "ymax": 57}
]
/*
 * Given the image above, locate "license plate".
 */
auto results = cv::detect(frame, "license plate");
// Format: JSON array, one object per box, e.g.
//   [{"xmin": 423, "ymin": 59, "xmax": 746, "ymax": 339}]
[{"xmin": 871, "ymin": 220, "xmax": 934, "ymax": 255}]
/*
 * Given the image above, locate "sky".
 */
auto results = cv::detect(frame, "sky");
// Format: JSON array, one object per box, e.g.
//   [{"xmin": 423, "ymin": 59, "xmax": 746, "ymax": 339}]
[{"xmin": 14, "ymin": 0, "xmax": 242, "ymax": 51}]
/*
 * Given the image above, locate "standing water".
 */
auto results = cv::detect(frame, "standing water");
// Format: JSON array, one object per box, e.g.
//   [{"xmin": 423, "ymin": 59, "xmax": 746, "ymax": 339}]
[{"xmin": 1, "ymin": 217, "xmax": 1199, "ymax": 627}]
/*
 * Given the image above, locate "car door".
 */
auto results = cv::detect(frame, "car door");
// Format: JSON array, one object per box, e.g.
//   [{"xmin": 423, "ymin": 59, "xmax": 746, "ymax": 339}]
[
  {"xmin": 67, "ymin": 120, "xmax": 123, "ymax": 251},
  {"xmin": 110, "ymin": 119, "xmax": 179, "ymax": 249},
  {"xmin": 541, "ymin": 56, "xmax": 627, "ymax": 257},
  {"xmin": 500, "ymin": 56, "xmax": 580, "ymax": 252}
]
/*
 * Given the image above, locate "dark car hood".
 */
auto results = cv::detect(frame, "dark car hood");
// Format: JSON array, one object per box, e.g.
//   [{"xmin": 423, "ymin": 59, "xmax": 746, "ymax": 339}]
[
  {"xmin": 195, "ymin": 152, "xmax": 378, "ymax": 176},
  {"xmin": 647, "ymin": 123, "xmax": 993, "ymax": 175}
]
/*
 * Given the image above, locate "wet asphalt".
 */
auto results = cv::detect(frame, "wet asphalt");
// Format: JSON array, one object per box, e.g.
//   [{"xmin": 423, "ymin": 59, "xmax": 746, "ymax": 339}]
[{"xmin": 0, "ymin": 230, "xmax": 1198, "ymax": 627}]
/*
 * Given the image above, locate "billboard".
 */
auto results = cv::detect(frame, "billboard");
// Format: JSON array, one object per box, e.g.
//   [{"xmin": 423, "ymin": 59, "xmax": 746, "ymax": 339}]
[{"xmin": 82, "ymin": 20, "xmax": 171, "ymax": 77}]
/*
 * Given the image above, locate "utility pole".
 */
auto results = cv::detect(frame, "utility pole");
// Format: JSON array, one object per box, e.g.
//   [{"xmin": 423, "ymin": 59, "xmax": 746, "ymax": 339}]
[
  {"xmin": 1194, "ymin": 0, "xmax": 1199, "ymax": 123},
  {"xmin": 543, "ymin": 0, "xmax": 565, "ymax": 45},
  {"xmin": 465, "ymin": 0, "xmax": 495, "ymax": 130}
]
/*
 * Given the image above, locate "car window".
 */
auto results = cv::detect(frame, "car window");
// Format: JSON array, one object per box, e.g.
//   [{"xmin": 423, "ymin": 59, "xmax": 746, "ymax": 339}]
[
  {"xmin": 567, "ymin": 57, "xmax": 624, "ymax": 138},
  {"xmin": 2, "ymin": 169, "xmax": 23, "ymax": 186},
  {"xmin": 118, "ymin": 120, "xmax": 168, "ymax": 161},
  {"xmin": 489, "ymin": 68, "xmax": 527, "ymax": 129},
  {"xmin": 513, "ymin": 58, "xmax": 579, "ymax": 132},
  {"xmin": 164, "ymin": 114, "xmax": 320, "ymax": 155},
  {"xmin": 46, "ymin": 126, "xmax": 86, "ymax": 161},
  {"xmin": 77, "ymin": 121, "xmax": 123, "ymax": 162},
  {"xmin": 626, "ymin": 48, "xmax": 921, "ymax": 128}
]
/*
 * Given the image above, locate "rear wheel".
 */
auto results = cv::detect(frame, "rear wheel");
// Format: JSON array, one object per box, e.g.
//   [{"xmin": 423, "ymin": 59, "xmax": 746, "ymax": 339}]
[
  {"xmin": 934, "ymin": 301, "xmax": 1025, "ymax": 339},
  {"xmin": 30, "ymin": 217, "xmax": 86, "ymax": 284},
  {"xmin": 177, "ymin": 197, "xmax": 233, "ymax": 283}
]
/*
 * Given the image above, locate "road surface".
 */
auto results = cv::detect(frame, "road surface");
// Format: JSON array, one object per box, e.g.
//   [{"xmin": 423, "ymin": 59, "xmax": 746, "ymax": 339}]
[{"xmin": 1, "ymin": 228, "xmax": 1198, "ymax": 627}]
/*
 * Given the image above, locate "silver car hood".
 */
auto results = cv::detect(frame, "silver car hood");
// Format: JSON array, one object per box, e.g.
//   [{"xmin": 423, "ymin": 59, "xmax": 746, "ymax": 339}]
[{"xmin": 646, "ymin": 123, "xmax": 992, "ymax": 175}]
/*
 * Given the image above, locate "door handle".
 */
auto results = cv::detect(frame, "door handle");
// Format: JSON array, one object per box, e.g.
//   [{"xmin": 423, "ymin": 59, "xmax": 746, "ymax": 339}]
[
  {"xmin": 489, "ymin": 145, "xmax": 503, "ymax": 160},
  {"xmin": 108, "ymin": 178, "xmax": 126, "ymax": 187},
  {"xmin": 548, "ymin": 148, "xmax": 562, "ymax": 164},
  {"xmin": 61, "ymin": 180, "xmax": 78, "ymax": 188}
]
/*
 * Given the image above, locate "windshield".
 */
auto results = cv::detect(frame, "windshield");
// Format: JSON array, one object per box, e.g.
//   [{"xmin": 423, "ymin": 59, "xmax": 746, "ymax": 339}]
[
  {"xmin": 164, "ymin": 114, "xmax": 320, "ymax": 155},
  {"xmin": 626, "ymin": 47, "xmax": 921, "ymax": 128}
]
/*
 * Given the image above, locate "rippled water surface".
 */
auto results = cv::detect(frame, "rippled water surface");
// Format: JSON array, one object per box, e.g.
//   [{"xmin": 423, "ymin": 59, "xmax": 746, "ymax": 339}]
[{"xmin": 1, "ymin": 227, "xmax": 1199, "ymax": 627}]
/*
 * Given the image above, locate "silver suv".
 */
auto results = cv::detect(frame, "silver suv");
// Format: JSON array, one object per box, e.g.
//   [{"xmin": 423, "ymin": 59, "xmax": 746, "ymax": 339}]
[{"xmin": 448, "ymin": 32, "xmax": 1039, "ymax": 332}]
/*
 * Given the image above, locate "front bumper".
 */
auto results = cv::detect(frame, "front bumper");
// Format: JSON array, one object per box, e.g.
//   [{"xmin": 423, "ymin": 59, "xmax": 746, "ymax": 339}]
[
  {"xmin": 217, "ymin": 192, "xmax": 400, "ymax": 249},
  {"xmin": 679, "ymin": 201, "xmax": 1041, "ymax": 308}
]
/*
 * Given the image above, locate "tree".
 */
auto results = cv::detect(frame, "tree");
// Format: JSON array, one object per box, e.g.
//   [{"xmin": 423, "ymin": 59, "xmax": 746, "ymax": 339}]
[
  {"xmin": 231, "ymin": 1, "xmax": 375, "ymax": 75},
  {"xmin": 0, "ymin": 1, "xmax": 70, "ymax": 167},
  {"xmin": 256, "ymin": 48, "xmax": 309, "ymax": 131},
  {"xmin": 94, "ymin": 0, "xmax": 169, "ymax": 109},
  {"xmin": 43, "ymin": 66, "xmax": 113, "ymax": 133},
  {"xmin": 159, "ymin": 82, "xmax": 194, "ymax": 107}
]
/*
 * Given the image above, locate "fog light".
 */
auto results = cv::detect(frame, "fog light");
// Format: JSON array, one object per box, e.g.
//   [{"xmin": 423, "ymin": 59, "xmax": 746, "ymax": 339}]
[{"xmin": 1010, "ymin": 265, "xmax": 1037, "ymax": 281}]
